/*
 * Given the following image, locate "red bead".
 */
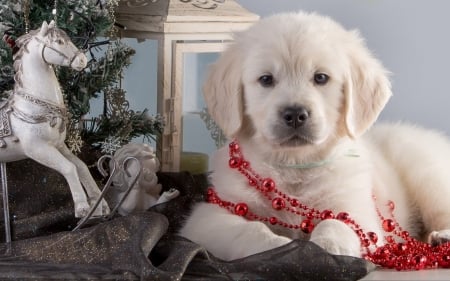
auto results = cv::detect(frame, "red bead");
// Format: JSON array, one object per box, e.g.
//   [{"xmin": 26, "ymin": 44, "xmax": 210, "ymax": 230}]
[
  {"xmin": 272, "ymin": 197, "xmax": 286, "ymax": 210},
  {"xmin": 383, "ymin": 219, "xmax": 396, "ymax": 232},
  {"xmin": 336, "ymin": 212, "xmax": 350, "ymax": 223},
  {"xmin": 381, "ymin": 247, "xmax": 391, "ymax": 256},
  {"xmin": 386, "ymin": 235, "xmax": 395, "ymax": 243},
  {"xmin": 206, "ymin": 188, "xmax": 216, "ymax": 203},
  {"xmin": 228, "ymin": 156, "xmax": 242, "ymax": 168},
  {"xmin": 387, "ymin": 200, "xmax": 395, "ymax": 211},
  {"xmin": 385, "ymin": 256, "xmax": 397, "ymax": 269},
  {"xmin": 401, "ymin": 230, "xmax": 410, "ymax": 239},
  {"xmin": 395, "ymin": 258, "xmax": 408, "ymax": 271},
  {"xmin": 356, "ymin": 229, "xmax": 364, "ymax": 238},
  {"xmin": 414, "ymin": 255, "xmax": 427, "ymax": 270},
  {"xmin": 300, "ymin": 219, "xmax": 314, "ymax": 234},
  {"xmin": 261, "ymin": 178, "xmax": 275, "ymax": 192},
  {"xmin": 368, "ymin": 232, "xmax": 378, "ymax": 244},
  {"xmin": 241, "ymin": 161, "xmax": 250, "ymax": 168},
  {"xmin": 431, "ymin": 261, "xmax": 439, "ymax": 269},
  {"xmin": 248, "ymin": 178, "xmax": 258, "ymax": 186},
  {"xmin": 438, "ymin": 254, "xmax": 450, "ymax": 267},
  {"xmin": 229, "ymin": 142, "xmax": 239, "ymax": 152},
  {"xmin": 269, "ymin": 217, "xmax": 278, "ymax": 225},
  {"xmin": 362, "ymin": 239, "xmax": 370, "ymax": 247},
  {"xmin": 234, "ymin": 203, "xmax": 248, "ymax": 216},
  {"xmin": 320, "ymin": 210, "xmax": 334, "ymax": 220},
  {"xmin": 397, "ymin": 242, "xmax": 407, "ymax": 252},
  {"xmin": 290, "ymin": 198, "xmax": 300, "ymax": 207}
]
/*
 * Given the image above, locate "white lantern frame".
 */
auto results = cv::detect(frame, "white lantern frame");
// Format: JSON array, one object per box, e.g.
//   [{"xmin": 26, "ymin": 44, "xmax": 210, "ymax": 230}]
[{"xmin": 116, "ymin": 0, "xmax": 259, "ymax": 171}]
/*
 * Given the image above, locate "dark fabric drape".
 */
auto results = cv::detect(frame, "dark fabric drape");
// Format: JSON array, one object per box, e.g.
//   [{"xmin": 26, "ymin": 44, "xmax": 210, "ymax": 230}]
[{"xmin": 0, "ymin": 159, "xmax": 373, "ymax": 280}]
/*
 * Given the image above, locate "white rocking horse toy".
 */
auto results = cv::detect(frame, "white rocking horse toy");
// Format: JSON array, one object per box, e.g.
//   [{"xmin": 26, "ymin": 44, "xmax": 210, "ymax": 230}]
[{"xmin": 0, "ymin": 21, "xmax": 109, "ymax": 219}]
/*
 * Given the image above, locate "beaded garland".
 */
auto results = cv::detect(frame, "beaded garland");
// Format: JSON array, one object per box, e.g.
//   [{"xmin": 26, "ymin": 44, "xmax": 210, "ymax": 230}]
[{"xmin": 206, "ymin": 140, "xmax": 450, "ymax": 271}]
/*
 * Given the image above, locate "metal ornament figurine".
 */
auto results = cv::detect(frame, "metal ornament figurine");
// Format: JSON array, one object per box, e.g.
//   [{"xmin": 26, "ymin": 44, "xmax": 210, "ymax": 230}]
[{"xmin": 0, "ymin": 21, "xmax": 110, "ymax": 219}]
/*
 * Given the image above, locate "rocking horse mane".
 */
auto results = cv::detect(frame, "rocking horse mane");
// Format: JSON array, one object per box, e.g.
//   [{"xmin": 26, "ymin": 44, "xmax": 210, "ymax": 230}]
[{"xmin": 13, "ymin": 27, "xmax": 71, "ymax": 89}]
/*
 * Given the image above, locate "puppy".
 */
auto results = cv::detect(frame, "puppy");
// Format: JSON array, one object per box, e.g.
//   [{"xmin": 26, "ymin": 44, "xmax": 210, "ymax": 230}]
[{"xmin": 179, "ymin": 11, "xmax": 450, "ymax": 261}]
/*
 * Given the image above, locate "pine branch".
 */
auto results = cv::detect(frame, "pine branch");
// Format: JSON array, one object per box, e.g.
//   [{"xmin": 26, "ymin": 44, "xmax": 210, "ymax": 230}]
[{"xmin": 0, "ymin": 0, "xmax": 163, "ymax": 151}]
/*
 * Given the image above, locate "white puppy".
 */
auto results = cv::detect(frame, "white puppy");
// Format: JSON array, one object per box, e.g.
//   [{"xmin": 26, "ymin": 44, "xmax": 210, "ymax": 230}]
[{"xmin": 179, "ymin": 11, "xmax": 450, "ymax": 261}]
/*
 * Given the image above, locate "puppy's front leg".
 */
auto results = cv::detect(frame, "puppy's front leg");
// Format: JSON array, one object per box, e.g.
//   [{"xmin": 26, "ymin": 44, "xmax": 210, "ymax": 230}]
[
  {"xmin": 310, "ymin": 219, "xmax": 361, "ymax": 257},
  {"xmin": 180, "ymin": 203, "xmax": 292, "ymax": 261}
]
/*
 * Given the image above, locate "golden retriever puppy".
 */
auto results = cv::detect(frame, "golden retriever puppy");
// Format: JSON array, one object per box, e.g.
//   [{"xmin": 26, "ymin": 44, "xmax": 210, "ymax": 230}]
[{"xmin": 179, "ymin": 11, "xmax": 450, "ymax": 261}]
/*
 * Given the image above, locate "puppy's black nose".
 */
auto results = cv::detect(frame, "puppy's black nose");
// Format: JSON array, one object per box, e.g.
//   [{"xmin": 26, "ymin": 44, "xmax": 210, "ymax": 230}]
[{"xmin": 281, "ymin": 106, "xmax": 310, "ymax": 128}]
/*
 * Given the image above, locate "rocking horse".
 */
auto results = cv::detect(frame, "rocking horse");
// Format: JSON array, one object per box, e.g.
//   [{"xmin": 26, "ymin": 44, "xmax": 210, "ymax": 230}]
[{"xmin": 0, "ymin": 21, "xmax": 109, "ymax": 220}]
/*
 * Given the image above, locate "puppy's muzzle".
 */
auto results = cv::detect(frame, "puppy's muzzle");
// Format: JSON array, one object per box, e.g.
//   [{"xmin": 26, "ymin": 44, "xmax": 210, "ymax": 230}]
[
  {"xmin": 272, "ymin": 105, "xmax": 316, "ymax": 146},
  {"xmin": 281, "ymin": 106, "xmax": 310, "ymax": 128}
]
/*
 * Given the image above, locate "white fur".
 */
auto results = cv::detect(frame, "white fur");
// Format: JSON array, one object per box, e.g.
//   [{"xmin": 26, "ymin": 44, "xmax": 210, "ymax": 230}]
[{"xmin": 179, "ymin": 11, "xmax": 450, "ymax": 261}]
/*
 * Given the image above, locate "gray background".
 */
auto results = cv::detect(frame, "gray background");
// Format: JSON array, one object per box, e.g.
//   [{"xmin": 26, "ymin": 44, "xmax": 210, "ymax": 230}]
[
  {"xmin": 90, "ymin": 0, "xmax": 450, "ymax": 161},
  {"xmin": 237, "ymin": 0, "xmax": 450, "ymax": 132}
]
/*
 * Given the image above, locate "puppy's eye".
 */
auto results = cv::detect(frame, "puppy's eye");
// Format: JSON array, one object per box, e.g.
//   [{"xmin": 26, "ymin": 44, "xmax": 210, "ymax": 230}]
[
  {"xmin": 314, "ymin": 73, "xmax": 329, "ymax": 85},
  {"xmin": 258, "ymin": 74, "xmax": 275, "ymax": 87}
]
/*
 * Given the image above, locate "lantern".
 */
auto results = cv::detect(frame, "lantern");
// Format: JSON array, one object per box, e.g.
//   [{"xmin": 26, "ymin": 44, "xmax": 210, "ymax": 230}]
[{"xmin": 115, "ymin": 0, "xmax": 259, "ymax": 172}]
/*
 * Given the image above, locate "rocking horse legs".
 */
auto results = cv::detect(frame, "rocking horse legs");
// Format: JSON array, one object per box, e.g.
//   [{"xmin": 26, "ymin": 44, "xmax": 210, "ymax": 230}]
[
  {"xmin": 24, "ymin": 144, "xmax": 91, "ymax": 218},
  {"xmin": 58, "ymin": 144, "xmax": 110, "ymax": 217}
]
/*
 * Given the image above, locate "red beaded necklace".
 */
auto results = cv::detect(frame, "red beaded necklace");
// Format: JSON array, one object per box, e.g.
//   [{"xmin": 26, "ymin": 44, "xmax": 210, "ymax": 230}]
[{"xmin": 206, "ymin": 140, "xmax": 450, "ymax": 270}]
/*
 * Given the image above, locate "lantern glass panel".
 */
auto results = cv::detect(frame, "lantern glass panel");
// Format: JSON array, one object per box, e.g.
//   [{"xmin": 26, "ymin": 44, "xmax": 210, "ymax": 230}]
[{"xmin": 181, "ymin": 52, "xmax": 223, "ymax": 173}]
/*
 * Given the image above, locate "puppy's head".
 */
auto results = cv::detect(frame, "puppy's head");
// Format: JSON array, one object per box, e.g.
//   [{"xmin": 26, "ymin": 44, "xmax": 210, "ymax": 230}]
[{"xmin": 204, "ymin": 11, "xmax": 391, "ymax": 155}]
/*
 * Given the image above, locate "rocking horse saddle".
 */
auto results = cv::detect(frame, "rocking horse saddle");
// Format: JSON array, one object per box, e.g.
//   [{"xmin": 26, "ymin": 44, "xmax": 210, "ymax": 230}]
[{"xmin": 0, "ymin": 90, "xmax": 67, "ymax": 148}]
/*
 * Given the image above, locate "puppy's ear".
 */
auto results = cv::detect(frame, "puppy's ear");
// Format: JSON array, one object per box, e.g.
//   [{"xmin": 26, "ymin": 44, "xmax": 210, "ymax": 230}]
[
  {"xmin": 343, "ymin": 33, "xmax": 392, "ymax": 138},
  {"xmin": 203, "ymin": 46, "xmax": 244, "ymax": 138}
]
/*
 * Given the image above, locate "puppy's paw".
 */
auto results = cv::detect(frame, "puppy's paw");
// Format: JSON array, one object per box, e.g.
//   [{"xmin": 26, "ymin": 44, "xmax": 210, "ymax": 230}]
[
  {"xmin": 269, "ymin": 234, "xmax": 293, "ymax": 248},
  {"xmin": 310, "ymin": 220, "xmax": 361, "ymax": 257},
  {"xmin": 238, "ymin": 223, "xmax": 292, "ymax": 257},
  {"xmin": 428, "ymin": 230, "xmax": 450, "ymax": 246}
]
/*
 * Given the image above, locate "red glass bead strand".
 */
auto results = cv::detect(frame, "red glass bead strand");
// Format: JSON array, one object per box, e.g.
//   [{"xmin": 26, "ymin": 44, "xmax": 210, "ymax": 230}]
[{"xmin": 209, "ymin": 140, "xmax": 450, "ymax": 271}]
